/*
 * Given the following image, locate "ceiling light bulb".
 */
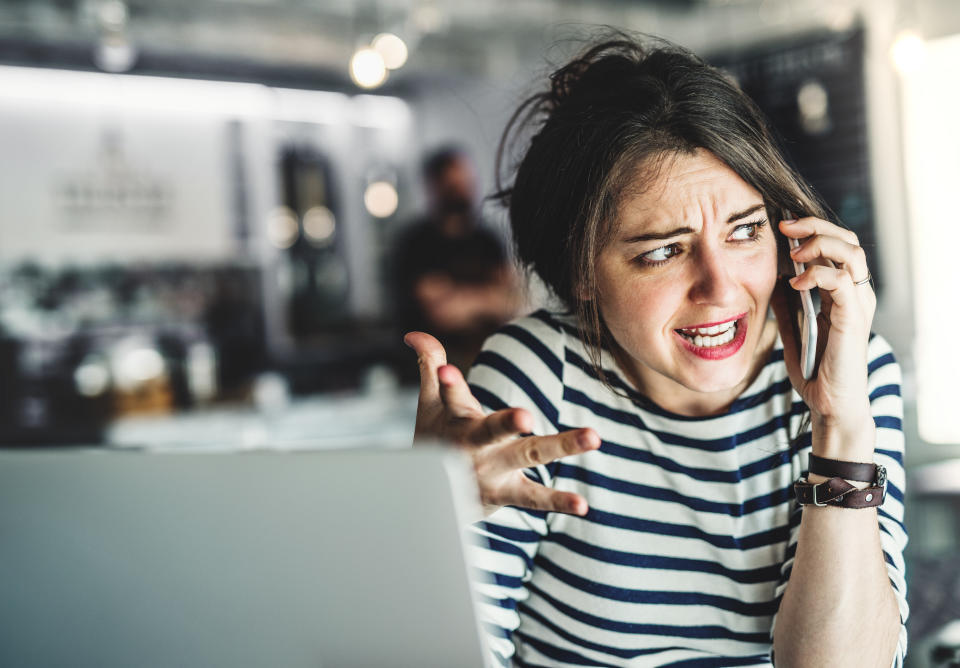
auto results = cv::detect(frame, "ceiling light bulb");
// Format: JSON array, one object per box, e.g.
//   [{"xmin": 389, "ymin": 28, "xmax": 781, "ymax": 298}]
[
  {"xmin": 412, "ymin": 5, "xmax": 446, "ymax": 33},
  {"xmin": 372, "ymin": 33, "xmax": 408, "ymax": 70},
  {"xmin": 303, "ymin": 206, "xmax": 336, "ymax": 245},
  {"xmin": 266, "ymin": 206, "xmax": 299, "ymax": 249},
  {"xmin": 98, "ymin": 0, "xmax": 128, "ymax": 30},
  {"xmin": 364, "ymin": 181, "xmax": 398, "ymax": 218},
  {"xmin": 891, "ymin": 31, "xmax": 927, "ymax": 74},
  {"xmin": 350, "ymin": 48, "xmax": 388, "ymax": 89}
]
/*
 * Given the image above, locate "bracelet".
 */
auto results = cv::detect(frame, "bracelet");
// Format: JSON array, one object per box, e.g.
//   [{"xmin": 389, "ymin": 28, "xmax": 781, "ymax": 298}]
[
  {"xmin": 794, "ymin": 476, "xmax": 885, "ymax": 508},
  {"xmin": 808, "ymin": 453, "xmax": 876, "ymax": 483}
]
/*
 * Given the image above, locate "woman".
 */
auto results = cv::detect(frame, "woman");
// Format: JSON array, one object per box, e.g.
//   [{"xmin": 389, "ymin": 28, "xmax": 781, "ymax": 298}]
[{"xmin": 405, "ymin": 34, "xmax": 907, "ymax": 667}]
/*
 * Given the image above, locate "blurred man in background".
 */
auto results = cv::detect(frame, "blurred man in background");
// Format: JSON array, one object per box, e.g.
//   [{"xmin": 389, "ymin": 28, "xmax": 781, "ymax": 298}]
[{"xmin": 391, "ymin": 146, "xmax": 521, "ymax": 378}]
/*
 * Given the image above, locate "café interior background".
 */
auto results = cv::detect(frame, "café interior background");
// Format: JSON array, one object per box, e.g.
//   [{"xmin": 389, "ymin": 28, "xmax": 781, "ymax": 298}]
[{"xmin": 1, "ymin": 0, "xmax": 959, "ymax": 663}]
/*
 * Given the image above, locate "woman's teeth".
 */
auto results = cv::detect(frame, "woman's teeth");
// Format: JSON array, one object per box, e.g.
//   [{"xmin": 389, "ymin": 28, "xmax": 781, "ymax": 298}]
[{"xmin": 677, "ymin": 320, "xmax": 738, "ymax": 348}]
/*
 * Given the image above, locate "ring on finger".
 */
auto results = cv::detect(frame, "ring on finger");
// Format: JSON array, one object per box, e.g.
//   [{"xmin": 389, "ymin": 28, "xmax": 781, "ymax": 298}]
[{"xmin": 853, "ymin": 271, "xmax": 872, "ymax": 286}]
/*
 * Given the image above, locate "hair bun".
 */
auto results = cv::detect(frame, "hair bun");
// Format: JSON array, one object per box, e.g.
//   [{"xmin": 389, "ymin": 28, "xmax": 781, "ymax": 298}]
[
  {"xmin": 546, "ymin": 40, "xmax": 660, "ymax": 114},
  {"xmin": 547, "ymin": 56, "xmax": 593, "ymax": 107}
]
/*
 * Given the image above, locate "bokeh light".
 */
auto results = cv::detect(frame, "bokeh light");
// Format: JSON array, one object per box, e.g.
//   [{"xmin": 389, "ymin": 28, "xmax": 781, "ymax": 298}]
[
  {"xmin": 372, "ymin": 33, "xmax": 408, "ymax": 70},
  {"xmin": 303, "ymin": 206, "xmax": 337, "ymax": 246},
  {"xmin": 350, "ymin": 47, "xmax": 388, "ymax": 89},
  {"xmin": 363, "ymin": 181, "xmax": 398, "ymax": 218},
  {"xmin": 266, "ymin": 206, "xmax": 300, "ymax": 249},
  {"xmin": 891, "ymin": 31, "xmax": 927, "ymax": 74}
]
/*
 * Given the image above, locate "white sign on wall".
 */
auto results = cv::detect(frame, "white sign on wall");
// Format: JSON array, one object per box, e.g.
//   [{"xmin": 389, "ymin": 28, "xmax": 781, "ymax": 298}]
[
  {"xmin": 0, "ymin": 95, "xmax": 234, "ymax": 264},
  {"xmin": 55, "ymin": 127, "xmax": 174, "ymax": 229}
]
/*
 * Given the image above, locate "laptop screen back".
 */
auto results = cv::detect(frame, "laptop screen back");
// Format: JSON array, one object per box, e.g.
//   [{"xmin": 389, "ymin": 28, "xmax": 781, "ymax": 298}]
[{"xmin": 0, "ymin": 447, "xmax": 490, "ymax": 668}]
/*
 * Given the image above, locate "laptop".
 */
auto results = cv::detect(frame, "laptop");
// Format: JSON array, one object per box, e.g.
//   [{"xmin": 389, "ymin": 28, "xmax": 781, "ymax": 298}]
[{"xmin": 0, "ymin": 447, "xmax": 491, "ymax": 668}]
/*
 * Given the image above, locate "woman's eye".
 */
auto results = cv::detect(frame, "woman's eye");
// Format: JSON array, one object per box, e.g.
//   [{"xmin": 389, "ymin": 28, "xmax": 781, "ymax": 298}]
[
  {"xmin": 640, "ymin": 244, "xmax": 680, "ymax": 265},
  {"xmin": 729, "ymin": 219, "xmax": 767, "ymax": 241}
]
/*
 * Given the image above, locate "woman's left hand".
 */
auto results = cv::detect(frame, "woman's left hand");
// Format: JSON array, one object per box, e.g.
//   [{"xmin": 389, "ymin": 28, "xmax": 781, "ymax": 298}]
[{"xmin": 769, "ymin": 216, "xmax": 877, "ymax": 459}]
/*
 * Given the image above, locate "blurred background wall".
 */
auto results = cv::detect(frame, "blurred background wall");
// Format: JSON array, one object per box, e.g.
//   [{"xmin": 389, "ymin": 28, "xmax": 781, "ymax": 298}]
[{"xmin": 0, "ymin": 0, "xmax": 958, "ymax": 664}]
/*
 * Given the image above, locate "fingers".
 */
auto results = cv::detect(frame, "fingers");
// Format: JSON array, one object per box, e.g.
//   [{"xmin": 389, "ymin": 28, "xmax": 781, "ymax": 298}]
[
  {"xmin": 437, "ymin": 363, "xmax": 485, "ymax": 418},
  {"xmin": 789, "ymin": 234, "xmax": 869, "ymax": 281},
  {"xmin": 465, "ymin": 407, "xmax": 533, "ymax": 447},
  {"xmin": 404, "ymin": 331, "xmax": 447, "ymax": 405},
  {"xmin": 778, "ymin": 217, "xmax": 859, "ymax": 248},
  {"xmin": 779, "ymin": 218, "xmax": 873, "ymax": 317},
  {"xmin": 496, "ymin": 428, "xmax": 600, "ymax": 472},
  {"xmin": 483, "ymin": 475, "xmax": 589, "ymax": 516},
  {"xmin": 476, "ymin": 430, "xmax": 598, "ymax": 516},
  {"xmin": 789, "ymin": 263, "xmax": 861, "ymax": 310},
  {"xmin": 512, "ymin": 478, "xmax": 589, "ymax": 516}
]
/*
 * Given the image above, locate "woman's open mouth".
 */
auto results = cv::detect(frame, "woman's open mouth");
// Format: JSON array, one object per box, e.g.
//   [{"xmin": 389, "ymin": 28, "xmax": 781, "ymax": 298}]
[{"xmin": 673, "ymin": 314, "xmax": 748, "ymax": 360}]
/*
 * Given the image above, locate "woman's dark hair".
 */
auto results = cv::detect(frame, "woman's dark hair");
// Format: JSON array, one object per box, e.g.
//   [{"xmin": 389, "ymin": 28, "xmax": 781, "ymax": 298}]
[{"xmin": 494, "ymin": 30, "xmax": 834, "ymax": 413}]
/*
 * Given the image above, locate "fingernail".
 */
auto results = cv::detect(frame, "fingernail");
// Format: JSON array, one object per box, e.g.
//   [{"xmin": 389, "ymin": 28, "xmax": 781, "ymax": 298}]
[
  {"xmin": 789, "ymin": 276, "xmax": 799, "ymax": 287},
  {"xmin": 782, "ymin": 218, "xmax": 797, "ymax": 225}
]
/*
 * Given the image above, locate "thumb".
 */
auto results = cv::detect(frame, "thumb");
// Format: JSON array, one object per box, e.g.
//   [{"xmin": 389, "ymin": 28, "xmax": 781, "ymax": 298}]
[{"xmin": 404, "ymin": 331, "xmax": 447, "ymax": 405}]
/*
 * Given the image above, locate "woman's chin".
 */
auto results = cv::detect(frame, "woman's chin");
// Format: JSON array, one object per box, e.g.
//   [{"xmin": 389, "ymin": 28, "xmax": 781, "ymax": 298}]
[
  {"xmin": 681, "ymin": 376, "xmax": 744, "ymax": 397},
  {"xmin": 673, "ymin": 360, "xmax": 752, "ymax": 397}
]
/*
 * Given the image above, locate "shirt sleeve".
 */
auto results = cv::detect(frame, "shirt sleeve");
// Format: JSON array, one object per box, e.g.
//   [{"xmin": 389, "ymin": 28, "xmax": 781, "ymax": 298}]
[
  {"xmin": 463, "ymin": 313, "xmax": 567, "ymax": 666},
  {"xmin": 768, "ymin": 332, "xmax": 909, "ymax": 667}
]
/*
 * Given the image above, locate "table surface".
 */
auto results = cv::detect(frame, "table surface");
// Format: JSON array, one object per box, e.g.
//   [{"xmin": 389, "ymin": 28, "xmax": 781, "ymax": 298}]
[{"xmin": 106, "ymin": 387, "xmax": 419, "ymax": 452}]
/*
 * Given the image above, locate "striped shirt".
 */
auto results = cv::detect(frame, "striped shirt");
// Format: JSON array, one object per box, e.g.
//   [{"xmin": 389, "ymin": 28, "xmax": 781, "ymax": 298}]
[{"xmin": 466, "ymin": 310, "xmax": 908, "ymax": 667}]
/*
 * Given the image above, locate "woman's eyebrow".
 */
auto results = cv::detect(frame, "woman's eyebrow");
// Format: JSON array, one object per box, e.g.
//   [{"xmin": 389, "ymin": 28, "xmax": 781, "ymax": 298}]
[{"xmin": 621, "ymin": 203, "xmax": 766, "ymax": 243}]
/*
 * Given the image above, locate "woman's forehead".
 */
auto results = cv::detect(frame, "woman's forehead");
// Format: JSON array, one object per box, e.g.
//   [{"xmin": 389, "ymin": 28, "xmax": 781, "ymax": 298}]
[{"xmin": 618, "ymin": 152, "xmax": 763, "ymax": 231}]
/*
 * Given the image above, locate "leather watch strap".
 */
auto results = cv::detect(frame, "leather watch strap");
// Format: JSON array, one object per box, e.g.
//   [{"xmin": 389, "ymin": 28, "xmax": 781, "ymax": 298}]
[
  {"xmin": 794, "ymin": 476, "xmax": 884, "ymax": 509},
  {"xmin": 808, "ymin": 454, "xmax": 876, "ymax": 483}
]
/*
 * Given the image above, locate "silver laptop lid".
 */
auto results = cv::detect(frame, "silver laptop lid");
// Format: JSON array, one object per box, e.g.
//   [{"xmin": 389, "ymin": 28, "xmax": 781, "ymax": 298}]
[{"xmin": 0, "ymin": 447, "xmax": 490, "ymax": 668}]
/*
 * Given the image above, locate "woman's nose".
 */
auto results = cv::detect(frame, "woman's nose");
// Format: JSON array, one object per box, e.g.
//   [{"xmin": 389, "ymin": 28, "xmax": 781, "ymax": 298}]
[{"xmin": 688, "ymin": 245, "xmax": 738, "ymax": 305}]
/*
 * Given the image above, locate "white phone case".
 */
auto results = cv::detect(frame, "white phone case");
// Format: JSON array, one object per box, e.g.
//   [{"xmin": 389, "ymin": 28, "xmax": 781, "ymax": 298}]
[{"xmin": 788, "ymin": 230, "xmax": 818, "ymax": 380}]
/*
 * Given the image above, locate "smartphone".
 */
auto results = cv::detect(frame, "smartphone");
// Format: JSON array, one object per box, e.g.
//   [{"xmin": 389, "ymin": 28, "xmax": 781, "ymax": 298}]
[{"xmin": 778, "ymin": 209, "xmax": 818, "ymax": 380}]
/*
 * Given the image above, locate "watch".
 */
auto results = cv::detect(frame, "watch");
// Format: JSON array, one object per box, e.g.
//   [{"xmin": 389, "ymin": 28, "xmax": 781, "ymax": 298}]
[{"xmin": 794, "ymin": 464, "xmax": 887, "ymax": 509}]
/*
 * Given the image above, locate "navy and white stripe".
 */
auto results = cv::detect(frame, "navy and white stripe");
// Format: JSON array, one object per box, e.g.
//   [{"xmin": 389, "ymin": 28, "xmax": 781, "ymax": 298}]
[{"xmin": 466, "ymin": 310, "xmax": 908, "ymax": 667}]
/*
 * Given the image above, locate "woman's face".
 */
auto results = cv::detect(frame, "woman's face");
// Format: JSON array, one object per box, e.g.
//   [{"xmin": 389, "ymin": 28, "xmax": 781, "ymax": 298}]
[{"xmin": 595, "ymin": 148, "xmax": 779, "ymax": 415}]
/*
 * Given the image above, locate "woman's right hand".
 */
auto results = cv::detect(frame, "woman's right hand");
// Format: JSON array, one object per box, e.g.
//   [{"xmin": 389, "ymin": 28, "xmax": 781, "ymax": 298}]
[{"xmin": 404, "ymin": 331, "xmax": 600, "ymax": 518}]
